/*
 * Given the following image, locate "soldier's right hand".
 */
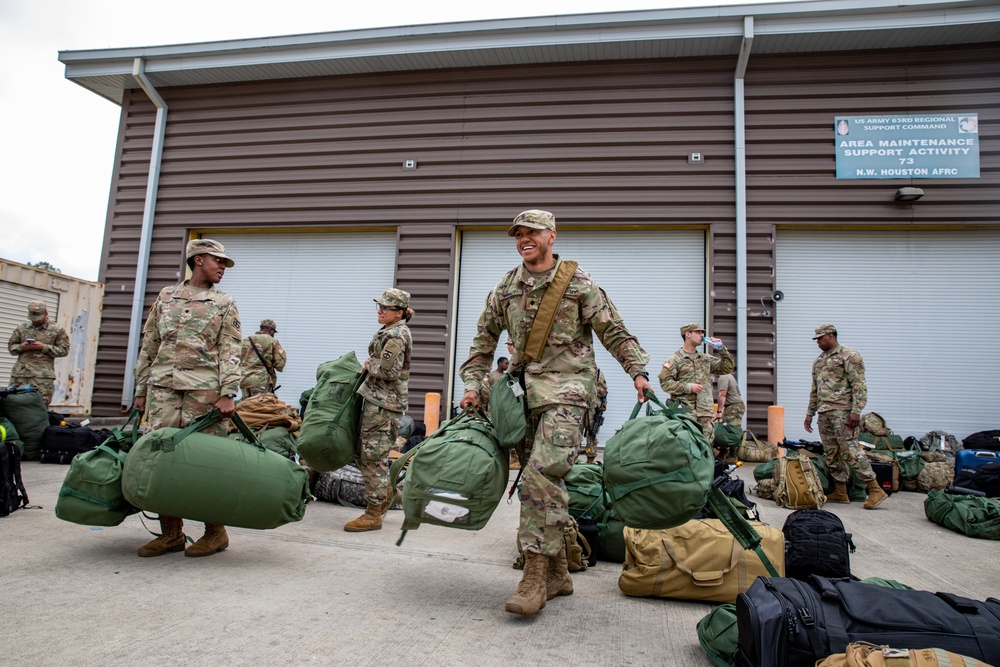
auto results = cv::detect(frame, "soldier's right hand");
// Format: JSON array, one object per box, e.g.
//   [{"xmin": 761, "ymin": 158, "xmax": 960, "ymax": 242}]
[
  {"xmin": 803, "ymin": 415, "xmax": 813, "ymax": 433},
  {"xmin": 690, "ymin": 383, "xmax": 704, "ymax": 394},
  {"xmin": 460, "ymin": 390, "xmax": 480, "ymax": 409},
  {"xmin": 133, "ymin": 396, "xmax": 146, "ymax": 414}
]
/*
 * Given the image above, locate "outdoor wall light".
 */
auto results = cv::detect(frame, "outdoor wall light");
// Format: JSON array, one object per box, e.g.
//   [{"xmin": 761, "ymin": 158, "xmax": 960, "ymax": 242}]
[{"xmin": 895, "ymin": 187, "xmax": 924, "ymax": 201}]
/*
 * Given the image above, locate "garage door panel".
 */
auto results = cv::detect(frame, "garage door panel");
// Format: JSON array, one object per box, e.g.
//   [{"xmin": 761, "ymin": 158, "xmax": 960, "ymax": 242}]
[
  {"xmin": 776, "ymin": 230, "xmax": 1000, "ymax": 441},
  {"xmin": 218, "ymin": 231, "xmax": 396, "ymax": 408},
  {"xmin": 453, "ymin": 230, "xmax": 706, "ymax": 440}
]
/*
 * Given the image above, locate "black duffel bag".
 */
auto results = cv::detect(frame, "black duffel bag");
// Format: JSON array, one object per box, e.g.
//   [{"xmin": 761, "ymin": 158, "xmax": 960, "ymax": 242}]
[
  {"xmin": 953, "ymin": 461, "xmax": 1000, "ymax": 498},
  {"xmin": 39, "ymin": 426, "xmax": 114, "ymax": 464},
  {"xmin": 736, "ymin": 575, "xmax": 1000, "ymax": 667},
  {"xmin": 963, "ymin": 430, "xmax": 1000, "ymax": 452}
]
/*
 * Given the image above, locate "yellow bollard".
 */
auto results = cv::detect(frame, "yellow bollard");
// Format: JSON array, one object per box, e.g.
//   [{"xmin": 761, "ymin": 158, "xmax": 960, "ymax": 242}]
[
  {"xmin": 768, "ymin": 405, "xmax": 785, "ymax": 457},
  {"xmin": 424, "ymin": 392, "xmax": 441, "ymax": 434}
]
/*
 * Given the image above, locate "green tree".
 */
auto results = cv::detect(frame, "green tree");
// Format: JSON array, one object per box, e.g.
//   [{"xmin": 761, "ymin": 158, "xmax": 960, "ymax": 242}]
[{"xmin": 28, "ymin": 261, "xmax": 62, "ymax": 274}]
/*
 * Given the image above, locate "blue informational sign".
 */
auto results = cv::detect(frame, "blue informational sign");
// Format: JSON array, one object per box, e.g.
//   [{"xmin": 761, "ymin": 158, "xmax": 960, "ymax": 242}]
[{"xmin": 835, "ymin": 113, "xmax": 979, "ymax": 179}]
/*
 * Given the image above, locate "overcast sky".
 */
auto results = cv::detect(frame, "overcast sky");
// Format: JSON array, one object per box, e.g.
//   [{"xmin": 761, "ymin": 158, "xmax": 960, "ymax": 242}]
[{"xmin": 1, "ymin": 0, "xmax": 769, "ymax": 282}]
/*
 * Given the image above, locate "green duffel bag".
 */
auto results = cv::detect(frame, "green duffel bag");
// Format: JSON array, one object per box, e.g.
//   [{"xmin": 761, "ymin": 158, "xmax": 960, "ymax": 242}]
[
  {"xmin": 55, "ymin": 410, "xmax": 143, "ymax": 527},
  {"xmin": 697, "ymin": 603, "xmax": 739, "ymax": 667},
  {"xmin": 860, "ymin": 432, "xmax": 905, "ymax": 452},
  {"xmin": 565, "ymin": 461, "xmax": 608, "ymax": 522},
  {"xmin": 925, "ymin": 490, "xmax": 1000, "ymax": 540},
  {"xmin": 389, "ymin": 409, "xmax": 507, "ymax": 542},
  {"xmin": 488, "ymin": 372, "xmax": 528, "ymax": 451},
  {"xmin": 713, "ymin": 423, "xmax": 743, "ymax": 450},
  {"xmin": 895, "ymin": 449, "xmax": 925, "ymax": 481},
  {"xmin": 753, "ymin": 459, "xmax": 778, "ymax": 482},
  {"xmin": 1, "ymin": 387, "xmax": 49, "ymax": 461},
  {"xmin": 604, "ymin": 390, "xmax": 714, "ymax": 530},
  {"xmin": 297, "ymin": 353, "xmax": 366, "ymax": 473},
  {"xmin": 230, "ymin": 426, "xmax": 298, "ymax": 461},
  {"xmin": 0, "ymin": 417, "xmax": 24, "ymax": 457},
  {"xmin": 595, "ymin": 511, "xmax": 627, "ymax": 563},
  {"xmin": 122, "ymin": 411, "xmax": 309, "ymax": 530}
]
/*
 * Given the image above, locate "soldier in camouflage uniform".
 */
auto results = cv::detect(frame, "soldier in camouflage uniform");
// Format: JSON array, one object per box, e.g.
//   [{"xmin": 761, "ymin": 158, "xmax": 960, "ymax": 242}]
[
  {"xmin": 582, "ymin": 368, "xmax": 608, "ymax": 463},
  {"xmin": 659, "ymin": 323, "xmax": 734, "ymax": 443},
  {"xmin": 239, "ymin": 318, "xmax": 287, "ymax": 397},
  {"xmin": 344, "ymin": 288, "xmax": 413, "ymax": 532},
  {"xmin": 804, "ymin": 324, "xmax": 886, "ymax": 509},
  {"xmin": 715, "ymin": 372, "xmax": 745, "ymax": 428},
  {"xmin": 459, "ymin": 209, "xmax": 652, "ymax": 617},
  {"xmin": 132, "ymin": 239, "xmax": 243, "ymax": 557},
  {"xmin": 7, "ymin": 301, "xmax": 69, "ymax": 406}
]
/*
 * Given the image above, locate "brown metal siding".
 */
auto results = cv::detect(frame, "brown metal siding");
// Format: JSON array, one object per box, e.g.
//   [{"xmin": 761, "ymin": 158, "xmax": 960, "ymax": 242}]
[{"xmin": 741, "ymin": 43, "xmax": 1000, "ymax": 428}]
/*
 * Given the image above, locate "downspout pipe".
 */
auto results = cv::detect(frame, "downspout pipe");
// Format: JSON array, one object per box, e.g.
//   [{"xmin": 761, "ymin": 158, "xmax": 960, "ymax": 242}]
[
  {"xmin": 121, "ymin": 57, "xmax": 168, "ymax": 409},
  {"xmin": 734, "ymin": 17, "xmax": 753, "ymax": 413}
]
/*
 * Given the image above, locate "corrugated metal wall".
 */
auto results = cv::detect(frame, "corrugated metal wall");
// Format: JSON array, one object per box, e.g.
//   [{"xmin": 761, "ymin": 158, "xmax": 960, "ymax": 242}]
[{"xmin": 93, "ymin": 43, "xmax": 998, "ymax": 433}]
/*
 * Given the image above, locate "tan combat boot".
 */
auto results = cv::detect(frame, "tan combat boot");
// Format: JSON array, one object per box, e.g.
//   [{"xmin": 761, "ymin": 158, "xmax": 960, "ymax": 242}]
[
  {"xmin": 545, "ymin": 543, "xmax": 574, "ymax": 600},
  {"xmin": 827, "ymin": 481, "xmax": 851, "ymax": 504},
  {"xmin": 863, "ymin": 480, "xmax": 888, "ymax": 509},
  {"xmin": 505, "ymin": 551, "xmax": 549, "ymax": 616},
  {"xmin": 138, "ymin": 516, "xmax": 186, "ymax": 557},
  {"xmin": 344, "ymin": 506, "xmax": 383, "ymax": 532},
  {"xmin": 185, "ymin": 523, "xmax": 229, "ymax": 557}
]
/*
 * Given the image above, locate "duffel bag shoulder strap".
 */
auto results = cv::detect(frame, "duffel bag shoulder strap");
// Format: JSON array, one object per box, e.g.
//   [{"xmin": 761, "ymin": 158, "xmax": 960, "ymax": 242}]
[
  {"xmin": 522, "ymin": 260, "xmax": 578, "ymax": 364},
  {"xmin": 110, "ymin": 408, "xmax": 143, "ymax": 452},
  {"xmin": 705, "ymin": 486, "xmax": 780, "ymax": 578}
]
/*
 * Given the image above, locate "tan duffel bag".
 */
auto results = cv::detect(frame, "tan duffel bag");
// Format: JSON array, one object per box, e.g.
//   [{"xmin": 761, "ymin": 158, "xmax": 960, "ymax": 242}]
[{"xmin": 619, "ymin": 518, "xmax": 785, "ymax": 603}]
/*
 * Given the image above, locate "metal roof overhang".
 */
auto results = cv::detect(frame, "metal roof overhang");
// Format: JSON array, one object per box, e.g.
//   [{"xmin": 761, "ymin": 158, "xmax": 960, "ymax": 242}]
[{"xmin": 60, "ymin": 0, "xmax": 1000, "ymax": 105}]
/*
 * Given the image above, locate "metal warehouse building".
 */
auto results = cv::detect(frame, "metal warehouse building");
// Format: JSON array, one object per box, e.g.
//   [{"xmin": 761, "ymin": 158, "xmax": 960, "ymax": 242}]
[{"xmin": 60, "ymin": 0, "xmax": 999, "ymax": 439}]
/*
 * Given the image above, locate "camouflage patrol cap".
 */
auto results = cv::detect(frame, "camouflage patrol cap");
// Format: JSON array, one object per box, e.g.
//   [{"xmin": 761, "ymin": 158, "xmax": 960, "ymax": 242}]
[
  {"xmin": 260, "ymin": 319, "xmax": 277, "ymax": 332},
  {"xmin": 813, "ymin": 324, "xmax": 837, "ymax": 339},
  {"xmin": 507, "ymin": 209, "xmax": 556, "ymax": 237},
  {"xmin": 186, "ymin": 238, "xmax": 235, "ymax": 268},
  {"xmin": 27, "ymin": 300, "xmax": 47, "ymax": 315},
  {"xmin": 680, "ymin": 322, "xmax": 706, "ymax": 335},
  {"xmin": 374, "ymin": 288, "xmax": 410, "ymax": 309}
]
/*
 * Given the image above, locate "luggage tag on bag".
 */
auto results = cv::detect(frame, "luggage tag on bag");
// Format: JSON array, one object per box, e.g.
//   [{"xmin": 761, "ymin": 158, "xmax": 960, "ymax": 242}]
[{"xmin": 508, "ymin": 378, "xmax": 524, "ymax": 398}]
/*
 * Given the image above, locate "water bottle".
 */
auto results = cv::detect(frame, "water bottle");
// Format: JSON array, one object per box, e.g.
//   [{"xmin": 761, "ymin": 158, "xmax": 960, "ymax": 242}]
[{"xmin": 704, "ymin": 336, "xmax": 724, "ymax": 350}]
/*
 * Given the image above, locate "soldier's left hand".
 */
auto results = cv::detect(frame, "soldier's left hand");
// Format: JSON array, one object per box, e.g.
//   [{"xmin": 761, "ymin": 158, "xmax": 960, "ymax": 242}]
[
  {"xmin": 24, "ymin": 341, "xmax": 44, "ymax": 351},
  {"xmin": 216, "ymin": 395, "xmax": 236, "ymax": 419},
  {"xmin": 634, "ymin": 375, "xmax": 652, "ymax": 402},
  {"xmin": 846, "ymin": 413, "xmax": 860, "ymax": 430}
]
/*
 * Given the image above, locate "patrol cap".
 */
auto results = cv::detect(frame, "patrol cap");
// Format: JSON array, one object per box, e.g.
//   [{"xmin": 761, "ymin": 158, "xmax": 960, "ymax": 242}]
[
  {"xmin": 260, "ymin": 319, "xmax": 277, "ymax": 332},
  {"xmin": 507, "ymin": 209, "xmax": 556, "ymax": 237},
  {"xmin": 813, "ymin": 323, "xmax": 837, "ymax": 339},
  {"xmin": 680, "ymin": 322, "xmax": 706, "ymax": 336},
  {"xmin": 374, "ymin": 288, "xmax": 410, "ymax": 309},
  {"xmin": 186, "ymin": 239, "xmax": 235, "ymax": 267},
  {"xmin": 28, "ymin": 300, "xmax": 47, "ymax": 315}
]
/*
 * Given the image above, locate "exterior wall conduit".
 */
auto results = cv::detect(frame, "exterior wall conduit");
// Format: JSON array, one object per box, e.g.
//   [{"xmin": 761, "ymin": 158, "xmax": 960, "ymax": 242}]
[
  {"xmin": 121, "ymin": 57, "xmax": 168, "ymax": 409},
  {"xmin": 734, "ymin": 16, "xmax": 753, "ymax": 411}
]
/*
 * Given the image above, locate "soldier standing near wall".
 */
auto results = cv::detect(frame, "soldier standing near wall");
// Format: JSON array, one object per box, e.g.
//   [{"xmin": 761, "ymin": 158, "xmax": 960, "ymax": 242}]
[
  {"xmin": 659, "ymin": 323, "xmax": 733, "ymax": 443},
  {"xmin": 7, "ymin": 301, "xmax": 69, "ymax": 406},
  {"xmin": 132, "ymin": 238, "xmax": 243, "ymax": 557},
  {"xmin": 239, "ymin": 318, "xmax": 286, "ymax": 397},
  {"xmin": 459, "ymin": 209, "xmax": 652, "ymax": 617},
  {"xmin": 804, "ymin": 323, "xmax": 887, "ymax": 509}
]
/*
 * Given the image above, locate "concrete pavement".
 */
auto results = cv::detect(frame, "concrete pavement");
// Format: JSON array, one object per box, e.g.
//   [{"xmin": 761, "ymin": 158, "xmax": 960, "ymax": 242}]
[{"xmin": 3, "ymin": 459, "xmax": 999, "ymax": 666}]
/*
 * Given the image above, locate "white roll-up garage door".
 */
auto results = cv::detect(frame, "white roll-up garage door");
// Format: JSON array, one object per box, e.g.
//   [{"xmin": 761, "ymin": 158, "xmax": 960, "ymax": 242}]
[
  {"xmin": 452, "ymin": 229, "xmax": 706, "ymax": 440},
  {"xmin": 776, "ymin": 229, "xmax": 1000, "ymax": 441},
  {"xmin": 216, "ymin": 231, "xmax": 397, "ymax": 407}
]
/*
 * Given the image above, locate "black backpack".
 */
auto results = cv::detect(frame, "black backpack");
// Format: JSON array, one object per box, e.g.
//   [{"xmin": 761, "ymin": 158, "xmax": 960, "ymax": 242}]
[
  {"xmin": 963, "ymin": 430, "xmax": 1000, "ymax": 452},
  {"xmin": 1, "ymin": 440, "xmax": 30, "ymax": 517},
  {"xmin": 782, "ymin": 508, "xmax": 855, "ymax": 581},
  {"xmin": 953, "ymin": 462, "xmax": 1000, "ymax": 498}
]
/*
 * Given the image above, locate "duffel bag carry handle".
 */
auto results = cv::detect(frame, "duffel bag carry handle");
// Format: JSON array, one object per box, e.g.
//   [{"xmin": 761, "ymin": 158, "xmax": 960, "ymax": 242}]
[
  {"xmin": 627, "ymin": 389, "xmax": 690, "ymax": 420},
  {"xmin": 166, "ymin": 410, "xmax": 266, "ymax": 453},
  {"xmin": 661, "ymin": 534, "xmax": 744, "ymax": 586},
  {"xmin": 109, "ymin": 408, "xmax": 144, "ymax": 452}
]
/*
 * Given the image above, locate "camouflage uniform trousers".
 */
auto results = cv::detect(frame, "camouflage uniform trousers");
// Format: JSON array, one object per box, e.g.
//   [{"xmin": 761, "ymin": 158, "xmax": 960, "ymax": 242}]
[
  {"xmin": 356, "ymin": 400, "xmax": 398, "ymax": 507},
  {"xmin": 11, "ymin": 375, "xmax": 54, "ymax": 406},
  {"xmin": 240, "ymin": 385, "xmax": 272, "ymax": 398},
  {"xmin": 722, "ymin": 403, "xmax": 745, "ymax": 428},
  {"xmin": 519, "ymin": 404, "xmax": 586, "ymax": 557},
  {"xmin": 145, "ymin": 386, "xmax": 229, "ymax": 436},
  {"xmin": 818, "ymin": 409, "xmax": 875, "ymax": 483},
  {"xmin": 696, "ymin": 415, "xmax": 715, "ymax": 444}
]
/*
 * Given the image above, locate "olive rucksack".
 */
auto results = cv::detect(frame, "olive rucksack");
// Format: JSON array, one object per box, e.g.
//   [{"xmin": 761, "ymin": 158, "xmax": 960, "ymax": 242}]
[
  {"xmin": 389, "ymin": 409, "xmax": 508, "ymax": 543},
  {"xmin": 1, "ymin": 387, "xmax": 49, "ymax": 461},
  {"xmin": 603, "ymin": 391, "xmax": 714, "ymax": 530},
  {"xmin": 697, "ymin": 603, "xmax": 739, "ymax": 667},
  {"xmin": 297, "ymin": 352, "xmax": 365, "ymax": 473},
  {"xmin": 925, "ymin": 490, "xmax": 1000, "ymax": 540},
  {"xmin": 565, "ymin": 461, "xmax": 608, "ymax": 522}
]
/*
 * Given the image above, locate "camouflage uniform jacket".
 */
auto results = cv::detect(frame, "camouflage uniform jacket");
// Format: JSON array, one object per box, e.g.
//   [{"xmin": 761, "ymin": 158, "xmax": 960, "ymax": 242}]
[
  {"xmin": 8, "ymin": 321, "xmax": 70, "ymax": 379},
  {"xmin": 808, "ymin": 344, "xmax": 867, "ymax": 416},
  {"xmin": 659, "ymin": 347, "xmax": 734, "ymax": 417},
  {"xmin": 358, "ymin": 320, "xmax": 411, "ymax": 413},
  {"xmin": 134, "ymin": 282, "xmax": 242, "ymax": 398},
  {"xmin": 460, "ymin": 255, "xmax": 649, "ymax": 410},
  {"xmin": 239, "ymin": 332, "xmax": 287, "ymax": 391}
]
